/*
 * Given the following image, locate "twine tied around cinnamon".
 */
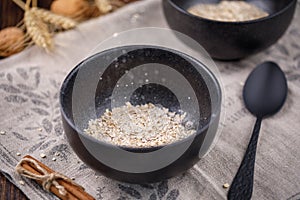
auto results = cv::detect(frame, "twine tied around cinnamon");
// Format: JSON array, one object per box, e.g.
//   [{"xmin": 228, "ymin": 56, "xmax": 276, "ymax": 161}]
[{"xmin": 15, "ymin": 157, "xmax": 83, "ymax": 196}]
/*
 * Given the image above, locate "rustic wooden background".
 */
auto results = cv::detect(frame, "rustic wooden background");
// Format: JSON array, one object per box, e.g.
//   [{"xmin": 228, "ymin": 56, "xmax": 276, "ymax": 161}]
[
  {"xmin": 0, "ymin": 0, "xmax": 53, "ymax": 30},
  {"xmin": 0, "ymin": 173, "xmax": 27, "ymax": 200}
]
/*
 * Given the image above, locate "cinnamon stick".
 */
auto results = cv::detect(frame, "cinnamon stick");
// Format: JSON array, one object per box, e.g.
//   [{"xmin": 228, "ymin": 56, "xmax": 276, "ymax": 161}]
[
  {"xmin": 21, "ymin": 163, "xmax": 76, "ymax": 200},
  {"xmin": 17, "ymin": 155, "xmax": 95, "ymax": 200},
  {"xmin": 25, "ymin": 155, "xmax": 94, "ymax": 200}
]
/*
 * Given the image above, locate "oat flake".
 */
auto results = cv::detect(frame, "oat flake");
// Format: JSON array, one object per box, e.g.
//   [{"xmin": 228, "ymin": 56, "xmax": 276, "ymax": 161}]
[{"xmin": 84, "ymin": 102, "xmax": 196, "ymax": 148}]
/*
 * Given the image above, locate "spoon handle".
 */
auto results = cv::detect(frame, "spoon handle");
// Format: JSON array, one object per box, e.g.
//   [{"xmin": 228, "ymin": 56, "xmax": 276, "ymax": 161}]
[{"xmin": 228, "ymin": 118, "xmax": 262, "ymax": 200}]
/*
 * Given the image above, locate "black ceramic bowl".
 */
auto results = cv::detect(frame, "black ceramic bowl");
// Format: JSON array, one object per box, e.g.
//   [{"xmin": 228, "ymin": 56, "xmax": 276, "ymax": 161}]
[
  {"xmin": 163, "ymin": 0, "xmax": 297, "ymax": 60},
  {"xmin": 60, "ymin": 45, "xmax": 222, "ymax": 183}
]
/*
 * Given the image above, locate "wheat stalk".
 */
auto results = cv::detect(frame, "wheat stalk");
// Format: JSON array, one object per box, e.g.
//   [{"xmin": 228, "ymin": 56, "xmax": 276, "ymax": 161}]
[
  {"xmin": 32, "ymin": 0, "xmax": 37, "ymax": 7},
  {"xmin": 24, "ymin": 9, "xmax": 53, "ymax": 50},
  {"xmin": 95, "ymin": 0, "xmax": 128, "ymax": 14},
  {"xmin": 31, "ymin": 7, "xmax": 77, "ymax": 30},
  {"xmin": 12, "ymin": 0, "xmax": 25, "ymax": 10},
  {"xmin": 96, "ymin": 0, "xmax": 113, "ymax": 13}
]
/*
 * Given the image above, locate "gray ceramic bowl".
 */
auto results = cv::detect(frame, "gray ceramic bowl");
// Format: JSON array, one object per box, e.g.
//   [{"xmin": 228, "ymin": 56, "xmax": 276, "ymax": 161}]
[
  {"xmin": 163, "ymin": 0, "xmax": 297, "ymax": 60},
  {"xmin": 60, "ymin": 45, "xmax": 222, "ymax": 183}
]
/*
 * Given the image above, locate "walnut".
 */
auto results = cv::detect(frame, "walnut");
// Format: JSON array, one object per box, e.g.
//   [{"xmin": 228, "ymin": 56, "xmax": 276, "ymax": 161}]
[{"xmin": 0, "ymin": 27, "xmax": 25, "ymax": 57}]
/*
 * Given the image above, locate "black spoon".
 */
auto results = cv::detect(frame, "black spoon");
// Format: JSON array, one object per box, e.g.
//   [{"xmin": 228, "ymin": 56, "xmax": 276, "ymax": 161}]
[{"xmin": 228, "ymin": 61, "xmax": 288, "ymax": 200}]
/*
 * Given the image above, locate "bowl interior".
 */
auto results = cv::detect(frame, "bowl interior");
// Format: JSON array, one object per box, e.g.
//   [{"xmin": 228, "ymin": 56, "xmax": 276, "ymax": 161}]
[
  {"xmin": 60, "ymin": 46, "xmax": 221, "ymax": 149},
  {"xmin": 171, "ymin": 0, "xmax": 295, "ymax": 18}
]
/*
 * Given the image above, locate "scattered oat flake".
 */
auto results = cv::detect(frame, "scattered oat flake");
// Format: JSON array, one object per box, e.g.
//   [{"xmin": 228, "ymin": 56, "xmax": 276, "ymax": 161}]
[
  {"xmin": 16, "ymin": 152, "xmax": 21, "ymax": 156},
  {"xmin": 19, "ymin": 180, "xmax": 25, "ymax": 185},
  {"xmin": 40, "ymin": 153, "xmax": 46, "ymax": 158},
  {"xmin": 38, "ymin": 128, "xmax": 43, "ymax": 132},
  {"xmin": 0, "ymin": 131, "xmax": 6, "ymax": 135},
  {"xmin": 52, "ymin": 157, "xmax": 56, "ymax": 161},
  {"xmin": 223, "ymin": 183, "xmax": 230, "ymax": 188},
  {"xmin": 55, "ymin": 152, "xmax": 60, "ymax": 156},
  {"xmin": 71, "ymin": 177, "xmax": 75, "ymax": 180}
]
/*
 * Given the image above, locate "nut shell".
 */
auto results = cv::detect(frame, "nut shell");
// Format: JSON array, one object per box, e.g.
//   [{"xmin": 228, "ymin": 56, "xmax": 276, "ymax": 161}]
[
  {"xmin": 50, "ymin": 0, "xmax": 91, "ymax": 20},
  {"xmin": 0, "ymin": 27, "xmax": 25, "ymax": 57}
]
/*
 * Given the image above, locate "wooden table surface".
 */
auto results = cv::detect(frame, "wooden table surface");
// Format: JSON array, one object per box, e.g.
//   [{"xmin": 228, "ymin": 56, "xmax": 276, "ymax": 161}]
[
  {"xmin": 0, "ymin": 172, "xmax": 27, "ymax": 200},
  {"xmin": 0, "ymin": 0, "xmax": 52, "ymax": 30}
]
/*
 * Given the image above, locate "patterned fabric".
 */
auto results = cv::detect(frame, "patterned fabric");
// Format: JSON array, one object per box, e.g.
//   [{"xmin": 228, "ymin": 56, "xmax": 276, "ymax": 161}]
[{"xmin": 0, "ymin": 0, "xmax": 299, "ymax": 199}]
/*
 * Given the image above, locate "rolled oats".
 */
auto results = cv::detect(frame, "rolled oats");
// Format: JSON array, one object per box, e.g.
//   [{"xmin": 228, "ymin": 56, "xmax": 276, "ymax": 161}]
[
  {"xmin": 84, "ymin": 102, "xmax": 196, "ymax": 147},
  {"xmin": 188, "ymin": 1, "xmax": 269, "ymax": 22}
]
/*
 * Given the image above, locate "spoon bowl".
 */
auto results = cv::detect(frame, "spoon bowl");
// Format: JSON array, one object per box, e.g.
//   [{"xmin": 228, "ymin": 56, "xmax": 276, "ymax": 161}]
[{"xmin": 243, "ymin": 61, "xmax": 288, "ymax": 118}]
